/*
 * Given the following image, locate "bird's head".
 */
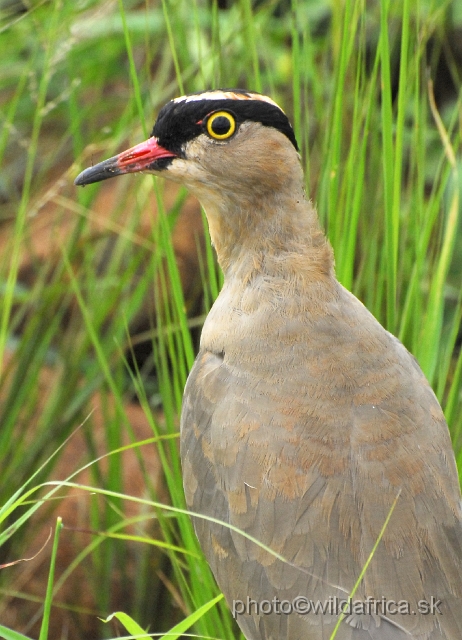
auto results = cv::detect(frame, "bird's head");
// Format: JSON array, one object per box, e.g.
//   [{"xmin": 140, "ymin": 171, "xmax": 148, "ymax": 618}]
[
  {"xmin": 75, "ymin": 90, "xmax": 329, "ymax": 275},
  {"xmin": 75, "ymin": 89, "xmax": 300, "ymax": 198}
]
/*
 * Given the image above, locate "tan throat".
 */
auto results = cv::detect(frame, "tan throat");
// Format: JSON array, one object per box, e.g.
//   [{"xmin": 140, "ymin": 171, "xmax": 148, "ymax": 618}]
[{"xmin": 196, "ymin": 185, "xmax": 334, "ymax": 285}]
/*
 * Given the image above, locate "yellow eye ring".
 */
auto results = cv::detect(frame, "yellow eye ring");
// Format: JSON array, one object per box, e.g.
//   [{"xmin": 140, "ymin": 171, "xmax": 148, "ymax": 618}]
[{"xmin": 206, "ymin": 111, "xmax": 236, "ymax": 140}]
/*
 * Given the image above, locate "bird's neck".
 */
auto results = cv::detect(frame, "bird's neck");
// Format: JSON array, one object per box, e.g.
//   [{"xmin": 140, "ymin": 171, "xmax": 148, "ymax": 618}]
[{"xmin": 199, "ymin": 189, "xmax": 334, "ymax": 285}]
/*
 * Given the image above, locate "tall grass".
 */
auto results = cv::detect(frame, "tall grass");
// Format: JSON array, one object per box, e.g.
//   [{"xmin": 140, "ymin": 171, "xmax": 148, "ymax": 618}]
[{"xmin": 0, "ymin": 0, "xmax": 461, "ymax": 638}]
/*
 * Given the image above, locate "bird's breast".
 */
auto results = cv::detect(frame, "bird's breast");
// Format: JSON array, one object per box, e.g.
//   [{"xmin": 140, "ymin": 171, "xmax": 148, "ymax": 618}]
[{"xmin": 194, "ymin": 276, "xmax": 450, "ymax": 459}]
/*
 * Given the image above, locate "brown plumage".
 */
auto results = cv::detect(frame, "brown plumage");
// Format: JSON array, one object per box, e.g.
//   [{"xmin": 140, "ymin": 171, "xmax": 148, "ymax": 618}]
[{"xmin": 75, "ymin": 90, "xmax": 462, "ymax": 639}]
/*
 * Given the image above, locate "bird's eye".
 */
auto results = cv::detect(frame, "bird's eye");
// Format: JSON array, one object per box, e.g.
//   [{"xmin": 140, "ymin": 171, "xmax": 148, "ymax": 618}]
[{"xmin": 206, "ymin": 111, "xmax": 236, "ymax": 140}]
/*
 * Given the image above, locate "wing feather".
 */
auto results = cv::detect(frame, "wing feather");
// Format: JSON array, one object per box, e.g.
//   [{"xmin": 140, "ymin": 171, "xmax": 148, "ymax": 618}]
[{"xmin": 180, "ymin": 284, "xmax": 462, "ymax": 639}]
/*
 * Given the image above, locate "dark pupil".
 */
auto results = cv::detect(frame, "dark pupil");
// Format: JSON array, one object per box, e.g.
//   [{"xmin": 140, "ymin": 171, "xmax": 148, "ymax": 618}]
[{"xmin": 211, "ymin": 116, "xmax": 231, "ymax": 135}]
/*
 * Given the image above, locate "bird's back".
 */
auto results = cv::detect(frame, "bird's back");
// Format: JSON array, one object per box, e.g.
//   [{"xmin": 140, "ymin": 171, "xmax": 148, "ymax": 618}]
[{"xmin": 181, "ymin": 273, "xmax": 462, "ymax": 640}]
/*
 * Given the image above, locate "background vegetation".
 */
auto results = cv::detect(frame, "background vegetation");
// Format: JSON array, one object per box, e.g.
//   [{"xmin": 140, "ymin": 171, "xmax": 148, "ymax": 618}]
[{"xmin": 0, "ymin": 0, "xmax": 461, "ymax": 638}]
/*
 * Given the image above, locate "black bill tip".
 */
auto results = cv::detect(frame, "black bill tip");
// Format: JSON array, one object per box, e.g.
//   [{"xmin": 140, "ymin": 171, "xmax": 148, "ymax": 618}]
[{"xmin": 74, "ymin": 156, "xmax": 122, "ymax": 186}]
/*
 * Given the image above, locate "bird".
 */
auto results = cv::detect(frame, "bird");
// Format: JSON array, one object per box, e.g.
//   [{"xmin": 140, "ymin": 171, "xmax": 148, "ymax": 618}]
[{"xmin": 75, "ymin": 89, "xmax": 462, "ymax": 639}]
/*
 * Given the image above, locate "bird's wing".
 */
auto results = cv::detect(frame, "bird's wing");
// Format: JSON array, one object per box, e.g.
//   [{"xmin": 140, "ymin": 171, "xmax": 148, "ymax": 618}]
[{"xmin": 180, "ymin": 285, "xmax": 462, "ymax": 640}]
